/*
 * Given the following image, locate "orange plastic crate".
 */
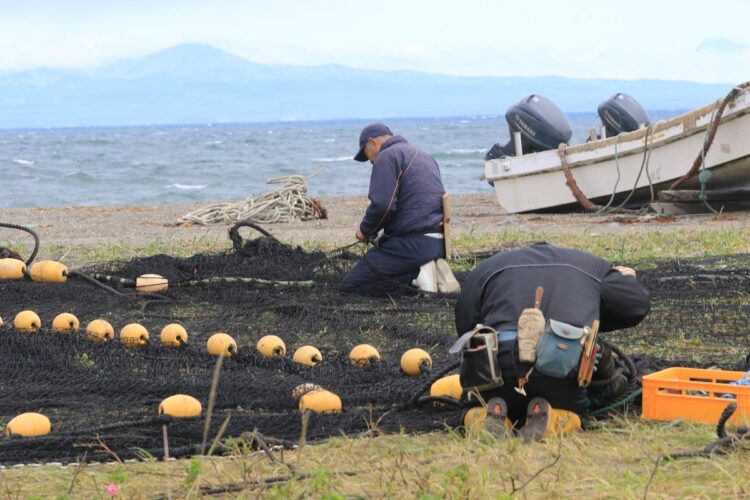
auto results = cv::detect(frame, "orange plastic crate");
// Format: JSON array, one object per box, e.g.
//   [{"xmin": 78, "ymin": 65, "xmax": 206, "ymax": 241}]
[{"xmin": 642, "ymin": 367, "xmax": 750, "ymax": 425}]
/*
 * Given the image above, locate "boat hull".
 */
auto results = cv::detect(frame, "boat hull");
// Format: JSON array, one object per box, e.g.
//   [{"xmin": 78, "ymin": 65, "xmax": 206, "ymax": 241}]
[{"xmin": 484, "ymin": 85, "xmax": 750, "ymax": 213}]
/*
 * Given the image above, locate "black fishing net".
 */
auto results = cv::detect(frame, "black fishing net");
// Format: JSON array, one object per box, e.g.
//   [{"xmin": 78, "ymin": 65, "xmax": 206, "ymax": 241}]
[{"xmin": 1, "ymin": 228, "xmax": 749, "ymax": 465}]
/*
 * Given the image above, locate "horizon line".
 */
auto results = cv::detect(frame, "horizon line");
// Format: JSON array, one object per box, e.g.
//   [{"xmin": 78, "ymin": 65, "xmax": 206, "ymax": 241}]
[{"xmin": 0, "ymin": 108, "xmax": 691, "ymax": 133}]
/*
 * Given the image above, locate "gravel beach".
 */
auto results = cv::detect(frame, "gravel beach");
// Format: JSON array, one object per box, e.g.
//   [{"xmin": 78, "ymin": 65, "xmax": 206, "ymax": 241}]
[{"xmin": 3, "ymin": 193, "xmax": 750, "ymax": 265}]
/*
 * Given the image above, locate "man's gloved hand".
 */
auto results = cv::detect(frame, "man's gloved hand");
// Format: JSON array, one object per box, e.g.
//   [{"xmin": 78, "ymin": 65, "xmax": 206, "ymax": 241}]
[{"xmin": 614, "ymin": 265, "xmax": 636, "ymax": 277}]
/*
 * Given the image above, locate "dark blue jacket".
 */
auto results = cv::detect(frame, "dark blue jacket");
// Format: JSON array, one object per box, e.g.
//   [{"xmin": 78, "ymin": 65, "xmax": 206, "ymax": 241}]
[
  {"xmin": 359, "ymin": 136, "xmax": 445, "ymax": 238},
  {"xmin": 455, "ymin": 243, "xmax": 651, "ymax": 335}
]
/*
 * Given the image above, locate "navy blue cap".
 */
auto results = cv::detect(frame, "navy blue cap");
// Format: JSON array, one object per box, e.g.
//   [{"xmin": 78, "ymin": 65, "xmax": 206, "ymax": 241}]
[{"xmin": 354, "ymin": 123, "xmax": 393, "ymax": 162}]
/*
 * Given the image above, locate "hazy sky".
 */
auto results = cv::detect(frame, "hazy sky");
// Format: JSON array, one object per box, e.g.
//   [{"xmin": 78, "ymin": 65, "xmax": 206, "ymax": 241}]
[{"xmin": 1, "ymin": 0, "xmax": 748, "ymax": 83}]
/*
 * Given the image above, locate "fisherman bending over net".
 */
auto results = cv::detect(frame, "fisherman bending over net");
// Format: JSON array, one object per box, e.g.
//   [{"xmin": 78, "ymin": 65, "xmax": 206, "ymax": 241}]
[
  {"xmin": 341, "ymin": 123, "xmax": 458, "ymax": 296},
  {"xmin": 452, "ymin": 242, "xmax": 651, "ymax": 441}
]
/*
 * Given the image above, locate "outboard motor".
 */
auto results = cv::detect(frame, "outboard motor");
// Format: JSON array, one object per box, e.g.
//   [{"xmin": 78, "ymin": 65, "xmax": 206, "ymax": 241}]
[
  {"xmin": 485, "ymin": 94, "xmax": 572, "ymax": 160},
  {"xmin": 597, "ymin": 93, "xmax": 650, "ymax": 138}
]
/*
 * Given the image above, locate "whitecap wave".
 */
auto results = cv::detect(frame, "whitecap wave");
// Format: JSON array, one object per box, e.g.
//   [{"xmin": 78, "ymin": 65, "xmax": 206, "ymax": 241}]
[
  {"xmin": 446, "ymin": 148, "xmax": 485, "ymax": 154},
  {"xmin": 168, "ymin": 183, "xmax": 207, "ymax": 190},
  {"xmin": 311, "ymin": 156, "xmax": 351, "ymax": 162},
  {"xmin": 323, "ymin": 138, "xmax": 336, "ymax": 143},
  {"xmin": 12, "ymin": 158, "xmax": 35, "ymax": 165}
]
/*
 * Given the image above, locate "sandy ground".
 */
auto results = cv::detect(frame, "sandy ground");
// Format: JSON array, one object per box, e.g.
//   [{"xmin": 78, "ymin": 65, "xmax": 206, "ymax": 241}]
[{"xmin": 2, "ymin": 193, "xmax": 750, "ymax": 263}]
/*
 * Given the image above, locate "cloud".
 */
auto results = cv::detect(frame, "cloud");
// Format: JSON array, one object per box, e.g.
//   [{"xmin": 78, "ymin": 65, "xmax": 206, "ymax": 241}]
[{"xmin": 696, "ymin": 38, "xmax": 749, "ymax": 53}]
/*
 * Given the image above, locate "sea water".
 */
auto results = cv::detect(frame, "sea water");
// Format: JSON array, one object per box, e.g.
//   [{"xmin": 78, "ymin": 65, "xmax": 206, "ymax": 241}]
[{"xmin": 0, "ymin": 113, "xmax": 675, "ymax": 208}]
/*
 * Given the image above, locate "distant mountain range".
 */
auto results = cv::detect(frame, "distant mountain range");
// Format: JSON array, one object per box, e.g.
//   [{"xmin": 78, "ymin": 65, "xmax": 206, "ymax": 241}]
[{"xmin": 0, "ymin": 43, "xmax": 735, "ymax": 129}]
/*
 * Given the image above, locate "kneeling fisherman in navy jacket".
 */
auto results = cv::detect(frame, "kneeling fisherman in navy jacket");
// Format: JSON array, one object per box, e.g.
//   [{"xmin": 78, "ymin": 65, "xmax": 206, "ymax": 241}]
[{"xmin": 341, "ymin": 123, "xmax": 454, "ymax": 296}]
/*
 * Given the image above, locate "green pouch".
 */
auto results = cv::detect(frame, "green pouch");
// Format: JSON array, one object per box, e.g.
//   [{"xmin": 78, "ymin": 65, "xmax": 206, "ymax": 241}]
[{"xmin": 535, "ymin": 319, "xmax": 585, "ymax": 378}]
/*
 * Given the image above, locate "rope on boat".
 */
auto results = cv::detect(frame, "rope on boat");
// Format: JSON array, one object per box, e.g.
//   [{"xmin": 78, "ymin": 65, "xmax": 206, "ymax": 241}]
[
  {"xmin": 558, "ymin": 144, "xmax": 641, "ymax": 214},
  {"xmin": 178, "ymin": 171, "xmax": 327, "ymax": 226},
  {"xmin": 669, "ymin": 83, "xmax": 749, "ymax": 191}
]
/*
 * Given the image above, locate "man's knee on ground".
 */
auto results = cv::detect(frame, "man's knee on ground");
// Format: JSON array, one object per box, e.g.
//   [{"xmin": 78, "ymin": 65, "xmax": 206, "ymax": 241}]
[{"xmin": 340, "ymin": 272, "xmax": 364, "ymax": 294}]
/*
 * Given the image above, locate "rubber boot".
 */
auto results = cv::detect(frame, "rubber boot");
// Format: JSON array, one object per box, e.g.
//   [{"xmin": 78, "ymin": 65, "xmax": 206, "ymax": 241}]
[
  {"xmin": 435, "ymin": 258, "xmax": 460, "ymax": 294},
  {"xmin": 463, "ymin": 406, "xmax": 487, "ymax": 433},
  {"xmin": 484, "ymin": 397, "xmax": 514, "ymax": 437},
  {"xmin": 412, "ymin": 261, "xmax": 437, "ymax": 293},
  {"xmin": 519, "ymin": 397, "xmax": 581, "ymax": 442},
  {"xmin": 462, "ymin": 399, "xmax": 513, "ymax": 436}
]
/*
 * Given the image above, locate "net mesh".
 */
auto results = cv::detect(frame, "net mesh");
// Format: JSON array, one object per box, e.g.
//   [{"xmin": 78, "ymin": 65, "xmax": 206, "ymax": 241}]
[{"xmin": 1, "ymin": 234, "xmax": 749, "ymax": 464}]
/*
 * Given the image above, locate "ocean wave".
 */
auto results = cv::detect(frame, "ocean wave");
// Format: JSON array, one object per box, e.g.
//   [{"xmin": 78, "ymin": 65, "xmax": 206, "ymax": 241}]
[
  {"xmin": 434, "ymin": 148, "xmax": 485, "ymax": 156},
  {"xmin": 450, "ymin": 148, "xmax": 485, "ymax": 154},
  {"xmin": 12, "ymin": 158, "xmax": 35, "ymax": 165},
  {"xmin": 311, "ymin": 156, "xmax": 352, "ymax": 162},
  {"xmin": 168, "ymin": 183, "xmax": 207, "ymax": 190},
  {"xmin": 323, "ymin": 138, "xmax": 336, "ymax": 143},
  {"xmin": 62, "ymin": 171, "xmax": 96, "ymax": 182}
]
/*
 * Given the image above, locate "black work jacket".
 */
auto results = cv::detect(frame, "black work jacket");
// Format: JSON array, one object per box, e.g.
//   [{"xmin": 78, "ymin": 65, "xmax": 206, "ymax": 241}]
[{"xmin": 454, "ymin": 243, "xmax": 650, "ymax": 336}]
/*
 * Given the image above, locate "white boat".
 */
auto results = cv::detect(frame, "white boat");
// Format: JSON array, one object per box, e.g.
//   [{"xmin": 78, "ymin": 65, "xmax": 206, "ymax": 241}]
[{"xmin": 483, "ymin": 83, "xmax": 750, "ymax": 213}]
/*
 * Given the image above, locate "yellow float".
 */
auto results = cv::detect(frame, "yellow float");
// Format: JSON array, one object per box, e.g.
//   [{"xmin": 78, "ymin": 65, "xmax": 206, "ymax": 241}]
[
  {"xmin": 257, "ymin": 334, "xmax": 286, "ymax": 358},
  {"xmin": 400, "ymin": 348, "xmax": 432, "ymax": 376},
  {"xmin": 120, "ymin": 323, "xmax": 149, "ymax": 347},
  {"xmin": 160, "ymin": 323, "xmax": 188, "ymax": 347},
  {"xmin": 135, "ymin": 274, "xmax": 168, "ymax": 293},
  {"xmin": 14, "ymin": 310, "xmax": 41, "ymax": 333},
  {"xmin": 29, "ymin": 260, "xmax": 68, "ymax": 283},
  {"xmin": 349, "ymin": 344, "xmax": 381, "ymax": 368},
  {"xmin": 299, "ymin": 389, "xmax": 342, "ymax": 414},
  {"xmin": 158, "ymin": 394, "xmax": 202, "ymax": 418},
  {"xmin": 0, "ymin": 257, "xmax": 26, "ymax": 279},
  {"xmin": 430, "ymin": 374, "xmax": 463, "ymax": 400},
  {"xmin": 86, "ymin": 319, "xmax": 115, "ymax": 342},
  {"xmin": 293, "ymin": 345, "xmax": 322, "ymax": 366},
  {"xmin": 207, "ymin": 333, "xmax": 237, "ymax": 357},
  {"xmin": 52, "ymin": 312, "xmax": 80, "ymax": 333},
  {"xmin": 5, "ymin": 412, "xmax": 52, "ymax": 437}
]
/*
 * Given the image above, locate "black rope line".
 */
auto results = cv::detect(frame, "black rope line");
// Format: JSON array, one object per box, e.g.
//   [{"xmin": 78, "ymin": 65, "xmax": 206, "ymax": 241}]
[
  {"xmin": 69, "ymin": 270, "xmax": 128, "ymax": 297},
  {"xmin": 664, "ymin": 403, "xmax": 750, "ymax": 460},
  {"xmin": 0, "ymin": 222, "xmax": 40, "ymax": 265}
]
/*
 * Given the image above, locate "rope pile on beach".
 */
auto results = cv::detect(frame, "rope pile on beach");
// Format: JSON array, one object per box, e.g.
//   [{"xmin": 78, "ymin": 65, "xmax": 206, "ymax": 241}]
[{"xmin": 178, "ymin": 172, "xmax": 327, "ymax": 226}]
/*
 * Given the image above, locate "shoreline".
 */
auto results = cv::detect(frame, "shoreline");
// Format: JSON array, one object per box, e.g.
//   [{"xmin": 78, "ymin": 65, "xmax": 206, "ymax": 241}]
[{"xmin": 3, "ymin": 193, "xmax": 750, "ymax": 265}]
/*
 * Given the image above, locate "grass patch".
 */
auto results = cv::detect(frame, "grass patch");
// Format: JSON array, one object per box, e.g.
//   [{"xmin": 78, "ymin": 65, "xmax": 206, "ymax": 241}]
[
  {"xmin": 451, "ymin": 227, "xmax": 750, "ymax": 262},
  {"xmin": 2, "ymin": 418, "xmax": 748, "ymax": 498},
  {"xmin": 42, "ymin": 235, "xmax": 231, "ymax": 267}
]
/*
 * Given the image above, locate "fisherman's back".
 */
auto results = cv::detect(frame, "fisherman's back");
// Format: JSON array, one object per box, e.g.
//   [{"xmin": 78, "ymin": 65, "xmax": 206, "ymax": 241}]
[
  {"xmin": 455, "ymin": 242, "xmax": 650, "ymax": 335},
  {"xmin": 363, "ymin": 136, "xmax": 445, "ymax": 237}
]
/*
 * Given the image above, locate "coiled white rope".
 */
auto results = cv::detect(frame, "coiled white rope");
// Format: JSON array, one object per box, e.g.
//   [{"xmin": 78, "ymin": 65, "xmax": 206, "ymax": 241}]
[{"xmin": 178, "ymin": 171, "xmax": 326, "ymax": 226}]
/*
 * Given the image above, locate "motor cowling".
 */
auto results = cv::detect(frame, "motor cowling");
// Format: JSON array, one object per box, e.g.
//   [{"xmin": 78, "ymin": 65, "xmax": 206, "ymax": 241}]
[
  {"xmin": 485, "ymin": 94, "xmax": 572, "ymax": 160},
  {"xmin": 598, "ymin": 93, "xmax": 650, "ymax": 137}
]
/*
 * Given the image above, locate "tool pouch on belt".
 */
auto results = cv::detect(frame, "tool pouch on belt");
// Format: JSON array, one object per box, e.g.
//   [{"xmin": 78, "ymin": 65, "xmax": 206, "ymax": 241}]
[
  {"xmin": 518, "ymin": 308, "xmax": 545, "ymax": 363},
  {"xmin": 449, "ymin": 324, "xmax": 504, "ymax": 391},
  {"xmin": 517, "ymin": 286, "xmax": 545, "ymax": 363},
  {"xmin": 534, "ymin": 319, "xmax": 586, "ymax": 378}
]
